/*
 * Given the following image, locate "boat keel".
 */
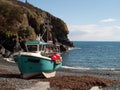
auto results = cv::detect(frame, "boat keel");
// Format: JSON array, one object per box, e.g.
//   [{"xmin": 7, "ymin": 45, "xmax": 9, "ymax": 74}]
[{"xmin": 21, "ymin": 71, "xmax": 56, "ymax": 79}]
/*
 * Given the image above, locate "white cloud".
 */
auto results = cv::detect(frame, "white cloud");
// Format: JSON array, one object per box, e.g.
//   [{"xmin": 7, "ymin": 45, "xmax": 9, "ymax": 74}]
[
  {"xmin": 68, "ymin": 24, "xmax": 120, "ymax": 41},
  {"xmin": 100, "ymin": 18, "xmax": 116, "ymax": 23}
]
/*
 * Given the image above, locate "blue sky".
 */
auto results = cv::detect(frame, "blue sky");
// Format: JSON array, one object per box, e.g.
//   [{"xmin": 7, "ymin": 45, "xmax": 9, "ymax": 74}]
[{"xmin": 19, "ymin": 0, "xmax": 120, "ymax": 41}]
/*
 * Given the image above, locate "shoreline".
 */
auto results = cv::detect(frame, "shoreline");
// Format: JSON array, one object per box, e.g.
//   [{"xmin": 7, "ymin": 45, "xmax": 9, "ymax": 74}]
[{"xmin": 0, "ymin": 58, "xmax": 120, "ymax": 90}]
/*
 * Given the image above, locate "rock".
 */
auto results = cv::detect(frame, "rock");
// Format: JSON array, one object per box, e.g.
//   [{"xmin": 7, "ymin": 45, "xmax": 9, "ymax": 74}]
[
  {"xmin": 90, "ymin": 86, "xmax": 102, "ymax": 90},
  {"xmin": 0, "ymin": 0, "xmax": 74, "ymax": 53},
  {"xmin": 23, "ymin": 82, "xmax": 50, "ymax": 90}
]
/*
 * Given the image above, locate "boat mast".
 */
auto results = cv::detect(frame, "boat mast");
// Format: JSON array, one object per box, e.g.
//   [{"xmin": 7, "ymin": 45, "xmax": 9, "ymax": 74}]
[{"xmin": 44, "ymin": 18, "xmax": 53, "ymax": 44}]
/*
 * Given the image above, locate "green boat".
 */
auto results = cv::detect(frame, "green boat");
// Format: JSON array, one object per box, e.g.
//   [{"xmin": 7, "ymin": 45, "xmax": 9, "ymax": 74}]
[{"xmin": 13, "ymin": 41, "xmax": 62, "ymax": 78}]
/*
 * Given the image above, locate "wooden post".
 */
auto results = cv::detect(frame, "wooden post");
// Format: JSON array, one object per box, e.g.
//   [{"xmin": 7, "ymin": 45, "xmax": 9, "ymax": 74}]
[{"xmin": 25, "ymin": 0, "xmax": 27, "ymax": 3}]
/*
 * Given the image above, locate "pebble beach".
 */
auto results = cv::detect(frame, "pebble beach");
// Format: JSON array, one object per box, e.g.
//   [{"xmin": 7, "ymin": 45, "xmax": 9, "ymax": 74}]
[{"xmin": 0, "ymin": 58, "xmax": 120, "ymax": 90}]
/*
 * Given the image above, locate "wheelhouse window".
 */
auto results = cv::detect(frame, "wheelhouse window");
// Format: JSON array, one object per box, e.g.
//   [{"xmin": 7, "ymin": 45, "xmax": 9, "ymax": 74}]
[
  {"xmin": 27, "ymin": 45, "xmax": 37, "ymax": 52},
  {"xmin": 39, "ymin": 45, "xmax": 46, "ymax": 51}
]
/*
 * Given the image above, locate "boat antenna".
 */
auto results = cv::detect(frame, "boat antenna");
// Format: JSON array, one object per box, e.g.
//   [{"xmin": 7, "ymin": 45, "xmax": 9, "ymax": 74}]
[{"xmin": 36, "ymin": 34, "xmax": 44, "ymax": 42}]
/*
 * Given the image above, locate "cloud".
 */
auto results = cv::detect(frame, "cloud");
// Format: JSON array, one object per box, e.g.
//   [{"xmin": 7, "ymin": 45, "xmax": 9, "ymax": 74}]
[
  {"xmin": 100, "ymin": 18, "xmax": 116, "ymax": 23},
  {"xmin": 68, "ymin": 24, "xmax": 120, "ymax": 41}
]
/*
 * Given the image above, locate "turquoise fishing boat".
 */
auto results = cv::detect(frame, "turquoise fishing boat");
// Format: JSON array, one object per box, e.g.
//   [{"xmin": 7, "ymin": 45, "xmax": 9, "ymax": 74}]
[{"xmin": 13, "ymin": 41, "xmax": 62, "ymax": 78}]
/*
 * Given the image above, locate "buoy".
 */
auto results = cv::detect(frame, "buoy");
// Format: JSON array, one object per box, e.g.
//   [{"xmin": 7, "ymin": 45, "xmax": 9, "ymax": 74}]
[
  {"xmin": 51, "ymin": 55, "xmax": 57, "ymax": 60},
  {"xmin": 55, "ymin": 54, "xmax": 60, "ymax": 59}
]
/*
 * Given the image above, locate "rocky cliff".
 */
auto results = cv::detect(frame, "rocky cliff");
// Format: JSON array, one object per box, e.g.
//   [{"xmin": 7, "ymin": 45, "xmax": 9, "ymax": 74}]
[{"xmin": 0, "ymin": 0, "xmax": 74, "ymax": 53}]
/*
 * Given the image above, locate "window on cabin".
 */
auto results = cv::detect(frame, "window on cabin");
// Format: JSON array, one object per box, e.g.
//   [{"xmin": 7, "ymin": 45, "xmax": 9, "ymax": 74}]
[
  {"xmin": 39, "ymin": 45, "xmax": 46, "ymax": 51},
  {"xmin": 27, "ymin": 45, "xmax": 37, "ymax": 52},
  {"xmin": 39, "ymin": 45, "xmax": 42, "ymax": 51}
]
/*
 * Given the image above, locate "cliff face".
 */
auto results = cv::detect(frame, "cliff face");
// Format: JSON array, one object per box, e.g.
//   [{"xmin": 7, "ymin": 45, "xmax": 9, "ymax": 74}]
[{"xmin": 0, "ymin": 0, "xmax": 74, "ymax": 52}]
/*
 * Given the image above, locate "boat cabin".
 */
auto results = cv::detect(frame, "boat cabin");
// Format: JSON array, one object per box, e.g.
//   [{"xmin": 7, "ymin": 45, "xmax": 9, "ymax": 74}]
[{"xmin": 25, "ymin": 41, "xmax": 60, "ymax": 57}]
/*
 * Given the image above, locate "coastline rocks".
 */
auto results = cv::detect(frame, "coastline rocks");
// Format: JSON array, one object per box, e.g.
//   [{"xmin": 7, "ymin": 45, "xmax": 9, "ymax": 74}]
[{"xmin": 0, "ymin": 0, "xmax": 74, "ymax": 53}]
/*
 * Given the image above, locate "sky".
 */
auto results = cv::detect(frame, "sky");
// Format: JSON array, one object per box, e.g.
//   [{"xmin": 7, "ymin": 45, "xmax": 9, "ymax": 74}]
[{"xmin": 19, "ymin": 0, "xmax": 120, "ymax": 41}]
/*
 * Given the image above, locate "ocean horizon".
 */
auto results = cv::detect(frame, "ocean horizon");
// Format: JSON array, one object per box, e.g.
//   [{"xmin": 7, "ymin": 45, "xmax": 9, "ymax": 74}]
[{"xmin": 62, "ymin": 41, "xmax": 120, "ymax": 69}]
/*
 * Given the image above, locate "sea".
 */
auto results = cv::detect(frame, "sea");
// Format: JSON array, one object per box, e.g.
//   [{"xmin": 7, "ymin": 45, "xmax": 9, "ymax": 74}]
[{"xmin": 62, "ymin": 41, "xmax": 120, "ymax": 70}]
